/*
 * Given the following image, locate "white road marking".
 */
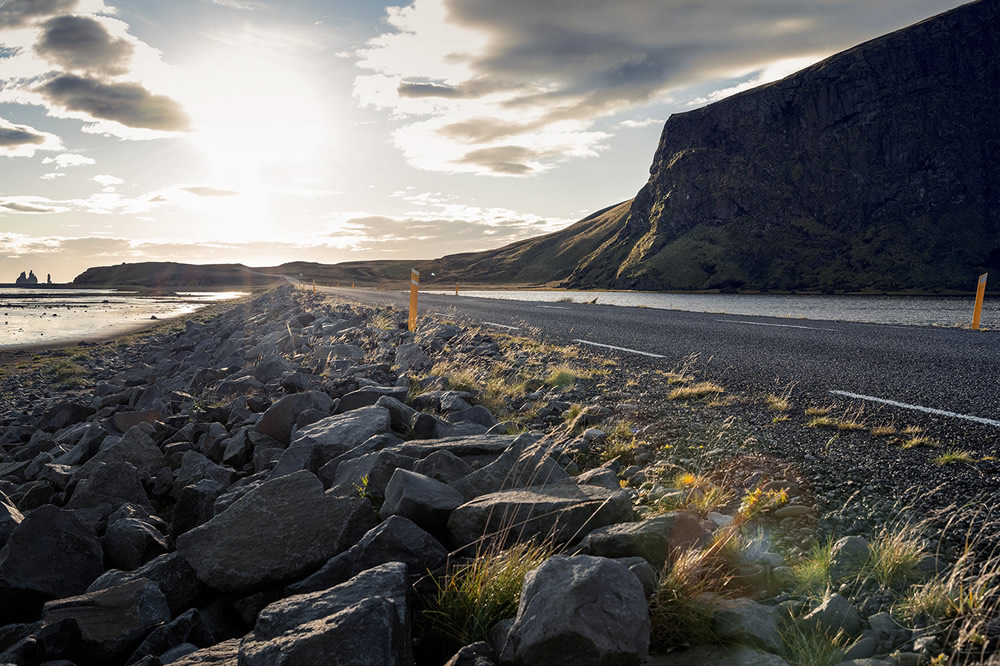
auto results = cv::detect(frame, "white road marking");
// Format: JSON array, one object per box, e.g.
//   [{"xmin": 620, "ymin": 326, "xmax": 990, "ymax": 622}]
[
  {"xmin": 538, "ymin": 305, "xmax": 569, "ymax": 310},
  {"xmin": 829, "ymin": 390, "xmax": 1000, "ymax": 427},
  {"xmin": 483, "ymin": 321, "xmax": 521, "ymax": 330},
  {"xmin": 573, "ymin": 339, "xmax": 666, "ymax": 358},
  {"xmin": 717, "ymin": 319, "xmax": 839, "ymax": 332}
]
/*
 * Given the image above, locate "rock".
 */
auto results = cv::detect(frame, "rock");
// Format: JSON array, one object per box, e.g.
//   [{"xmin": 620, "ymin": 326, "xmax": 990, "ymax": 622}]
[
  {"xmin": 125, "ymin": 607, "xmax": 203, "ymax": 665},
  {"xmin": 66, "ymin": 461, "xmax": 151, "ymax": 521},
  {"xmin": 576, "ymin": 513, "xmax": 709, "ymax": 569},
  {"xmin": 41, "ymin": 578, "xmax": 171, "ymax": 664},
  {"xmin": 646, "ymin": 645, "xmax": 791, "ymax": 665},
  {"xmin": 0, "ymin": 494, "xmax": 23, "ymax": 548},
  {"xmin": 168, "ymin": 638, "xmax": 240, "ymax": 665},
  {"xmin": 773, "ymin": 505, "xmax": 811, "ymax": 518},
  {"xmin": 413, "ymin": 450, "xmax": 475, "ymax": 484},
  {"xmin": 336, "ymin": 386, "xmax": 408, "ymax": 414},
  {"xmin": 170, "ymin": 478, "xmax": 225, "ymax": 539},
  {"xmin": 829, "ymin": 536, "xmax": 871, "ymax": 582},
  {"xmin": 843, "ymin": 635, "xmax": 878, "ymax": 660},
  {"xmin": 241, "ymin": 563, "xmax": 413, "ymax": 666},
  {"xmin": 451, "ymin": 437, "xmax": 570, "ymax": 501},
  {"xmin": 175, "ymin": 470, "xmax": 376, "ymax": 591},
  {"xmin": 445, "ymin": 641, "xmax": 496, "ymax": 666},
  {"xmin": 711, "ymin": 597, "xmax": 783, "ymax": 652},
  {"xmin": 328, "ymin": 343, "xmax": 365, "ymax": 360},
  {"xmin": 112, "ymin": 409, "xmax": 166, "ymax": 434},
  {"xmin": 446, "ymin": 405, "xmax": 499, "ymax": 428},
  {"xmin": 252, "ymin": 355, "xmax": 294, "ymax": 384},
  {"xmin": 276, "ymin": 406, "xmax": 391, "ymax": 476},
  {"xmin": 324, "ymin": 449, "xmax": 416, "ymax": 497},
  {"xmin": 0, "ymin": 505, "xmax": 104, "ymax": 618},
  {"xmin": 615, "ymin": 556, "xmax": 657, "ymax": 598},
  {"xmin": 87, "ymin": 552, "xmax": 202, "ymax": 616},
  {"xmin": 448, "ymin": 483, "xmax": 632, "ymax": 550},
  {"xmin": 375, "ymin": 395, "xmax": 418, "ymax": 432},
  {"xmin": 574, "ymin": 467, "xmax": 620, "ymax": 490},
  {"xmin": 42, "ymin": 401, "xmax": 96, "ymax": 433},
  {"xmin": 173, "ymin": 451, "xmax": 234, "ymax": 497},
  {"xmin": 800, "ymin": 593, "xmax": 861, "ymax": 637},
  {"xmin": 395, "ymin": 343, "xmax": 431, "ymax": 372},
  {"xmin": 254, "ymin": 394, "xmax": 299, "ymax": 445},
  {"xmin": 289, "ymin": 515, "xmax": 448, "ymax": 595},
  {"xmin": 380, "ymin": 469, "xmax": 465, "ymax": 537},
  {"xmin": 501, "ymin": 555, "xmax": 648, "ymax": 666},
  {"xmin": 103, "ymin": 517, "xmax": 168, "ymax": 571}
]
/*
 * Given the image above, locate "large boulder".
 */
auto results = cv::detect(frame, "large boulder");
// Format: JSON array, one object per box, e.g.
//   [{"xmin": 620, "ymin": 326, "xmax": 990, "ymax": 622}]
[
  {"xmin": 87, "ymin": 552, "xmax": 202, "ymax": 616},
  {"xmin": 380, "ymin": 469, "xmax": 464, "ymax": 537},
  {"xmin": 273, "ymin": 406, "xmax": 391, "ymax": 477},
  {"xmin": 289, "ymin": 516, "xmax": 448, "ymax": 595},
  {"xmin": 175, "ymin": 470, "xmax": 375, "ymax": 591},
  {"xmin": 395, "ymin": 343, "xmax": 431, "ymax": 372},
  {"xmin": 448, "ymin": 483, "xmax": 633, "ymax": 550},
  {"xmin": 0, "ymin": 505, "xmax": 104, "ymax": 618},
  {"xmin": 103, "ymin": 517, "xmax": 168, "ymax": 571},
  {"xmin": 451, "ymin": 437, "xmax": 569, "ymax": 501},
  {"xmin": 711, "ymin": 597, "xmax": 783, "ymax": 652},
  {"xmin": 240, "ymin": 563, "xmax": 413, "ymax": 666},
  {"xmin": 500, "ymin": 555, "xmax": 649, "ymax": 666},
  {"xmin": 41, "ymin": 578, "xmax": 171, "ymax": 664}
]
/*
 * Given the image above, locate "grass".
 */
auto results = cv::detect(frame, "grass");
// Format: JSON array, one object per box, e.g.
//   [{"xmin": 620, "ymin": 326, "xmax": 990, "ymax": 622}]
[
  {"xmin": 662, "ymin": 471, "xmax": 734, "ymax": 517},
  {"xmin": 871, "ymin": 424, "xmax": 897, "ymax": 436},
  {"xmin": 648, "ymin": 548, "xmax": 725, "ymax": 651},
  {"xmin": 669, "ymin": 381, "xmax": 724, "ymax": 401},
  {"xmin": 864, "ymin": 522, "xmax": 928, "ymax": 589},
  {"xmin": 932, "ymin": 449, "xmax": 976, "ymax": 466},
  {"xmin": 545, "ymin": 365, "xmax": 578, "ymax": 390},
  {"xmin": 778, "ymin": 620, "xmax": 848, "ymax": 666},
  {"xmin": 563, "ymin": 403, "xmax": 583, "ymax": 425},
  {"xmin": 807, "ymin": 416, "xmax": 836, "ymax": 429},
  {"xmin": 804, "ymin": 404, "xmax": 834, "ymax": 416},
  {"xmin": 369, "ymin": 311, "xmax": 398, "ymax": 330},
  {"xmin": 764, "ymin": 385, "xmax": 794, "ymax": 412},
  {"xmin": 902, "ymin": 435, "xmax": 937, "ymax": 449},
  {"xmin": 791, "ymin": 538, "xmax": 835, "ymax": 597},
  {"xmin": 444, "ymin": 369, "xmax": 479, "ymax": 393},
  {"xmin": 45, "ymin": 359, "xmax": 89, "ymax": 388},
  {"xmin": 901, "ymin": 424, "xmax": 924, "ymax": 435},
  {"xmin": 419, "ymin": 541, "xmax": 551, "ymax": 655},
  {"xmin": 599, "ymin": 421, "xmax": 640, "ymax": 464}
]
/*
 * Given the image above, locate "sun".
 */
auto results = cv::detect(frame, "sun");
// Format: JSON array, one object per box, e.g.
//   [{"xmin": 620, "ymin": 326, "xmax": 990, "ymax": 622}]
[{"xmin": 180, "ymin": 39, "xmax": 333, "ymax": 184}]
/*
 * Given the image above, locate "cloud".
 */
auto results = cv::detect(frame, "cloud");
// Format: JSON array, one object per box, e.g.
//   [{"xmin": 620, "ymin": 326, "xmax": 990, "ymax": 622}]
[
  {"xmin": 34, "ymin": 15, "xmax": 134, "ymax": 75},
  {"xmin": 41, "ymin": 172, "xmax": 65, "ymax": 180},
  {"xmin": 0, "ymin": 196, "xmax": 70, "ymax": 214},
  {"xmin": 355, "ymin": 0, "xmax": 966, "ymax": 176},
  {"xmin": 0, "ymin": 117, "xmax": 62, "ymax": 157},
  {"xmin": 211, "ymin": 0, "xmax": 267, "ymax": 9},
  {"xmin": 92, "ymin": 174, "xmax": 123, "ymax": 186},
  {"xmin": 617, "ymin": 117, "xmax": 662, "ymax": 129},
  {"xmin": 0, "ymin": 0, "xmax": 77, "ymax": 28},
  {"xmin": 36, "ymin": 74, "xmax": 191, "ymax": 131},
  {"xmin": 42, "ymin": 152, "xmax": 95, "ymax": 168},
  {"xmin": 182, "ymin": 186, "xmax": 239, "ymax": 197}
]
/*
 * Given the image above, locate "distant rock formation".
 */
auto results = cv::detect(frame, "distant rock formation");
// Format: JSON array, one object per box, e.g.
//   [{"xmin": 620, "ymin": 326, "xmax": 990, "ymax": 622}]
[
  {"xmin": 561, "ymin": 0, "xmax": 1000, "ymax": 292},
  {"xmin": 47, "ymin": 274, "xmax": 52, "ymax": 285},
  {"xmin": 15, "ymin": 270, "xmax": 38, "ymax": 286}
]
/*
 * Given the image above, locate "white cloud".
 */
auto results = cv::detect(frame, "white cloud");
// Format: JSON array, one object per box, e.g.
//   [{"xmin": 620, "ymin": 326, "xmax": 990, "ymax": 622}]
[
  {"xmin": 617, "ymin": 117, "xmax": 662, "ymax": 129},
  {"xmin": 41, "ymin": 172, "xmax": 65, "ymax": 180},
  {"xmin": 0, "ymin": 116, "xmax": 63, "ymax": 157},
  {"xmin": 92, "ymin": 174, "xmax": 124, "ymax": 186},
  {"xmin": 42, "ymin": 152, "xmax": 95, "ymax": 168}
]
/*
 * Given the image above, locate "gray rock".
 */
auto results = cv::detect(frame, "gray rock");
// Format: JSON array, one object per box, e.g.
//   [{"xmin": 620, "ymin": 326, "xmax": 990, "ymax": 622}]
[
  {"xmin": 843, "ymin": 635, "xmax": 878, "ymax": 660},
  {"xmin": 252, "ymin": 355, "xmax": 294, "ymax": 383},
  {"xmin": 112, "ymin": 409, "xmax": 166, "ymax": 434},
  {"xmin": 325, "ymin": 449, "xmax": 416, "ymax": 497},
  {"xmin": 328, "ymin": 343, "xmax": 365, "ymax": 360},
  {"xmin": 126, "ymin": 607, "xmax": 203, "ymax": 665},
  {"xmin": 451, "ymin": 438, "xmax": 570, "ymax": 501},
  {"xmin": 395, "ymin": 343, "xmax": 431, "ymax": 372},
  {"xmin": 576, "ymin": 513, "xmax": 709, "ymax": 569},
  {"xmin": 501, "ymin": 555, "xmax": 648, "ymax": 666},
  {"xmin": 448, "ymin": 483, "xmax": 633, "ymax": 549},
  {"xmin": 413, "ymin": 449, "xmax": 474, "ymax": 484},
  {"xmin": 169, "ymin": 638, "xmax": 239, "ymax": 666},
  {"xmin": 172, "ymin": 451, "xmax": 234, "ymax": 498},
  {"xmin": 103, "ymin": 517, "xmax": 168, "ymax": 571},
  {"xmin": 66, "ymin": 461, "xmax": 151, "ymax": 517},
  {"xmin": 170, "ymin": 478, "xmax": 225, "ymax": 539},
  {"xmin": 337, "ymin": 386, "xmax": 408, "ymax": 414},
  {"xmin": 0, "ymin": 494, "xmax": 23, "ymax": 548},
  {"xmin": 0, "ymin": 505, "xmax": 104, "ymax": 609},
  {"xmin": 646, "ymin": 645, "xmax": 791, "ymax": 665},
  {"xmin": 41, "ymin": 578, "xmax": 171, "ymax": 664},
  {"xmin": 241, "ymin": 563, "xmax": 413, "ymax": 666},
  {"xmin": 829, "ymin": 536, "xmax": 871, "ymax": 582},
  {"xmin": 375, "ymin": 395, "xmax": 418, "ymax": 432},
  {"xmin": 800, "ymin": 593, "xmax": 861, "ymax": 637},
  {"xmin": 87, "ymin": 552, "xmax": 202, "ymax": 616},
  {"xmin": 176, "ymin": 470, "xmax": 376, "ymax": 591},
  {"xmin": 380, "ymin": 469, "xmax": 465, "ymax": 535},
  {"xmin": 446, "ymin": 405, "xmax": 499, "ymax": 428},
  {"xmin": 276, "ymin": 406, "xmax": 391, "ymax": 476},
  {"xmin": 104, "ymin": 422, "xmax": 167, "ymax": 477},
  {"xmin": 574, "ymin": 467, "xmax": 620, "ymax": 490},
  {"xmin": 711, "ymin": 597, "xmax": 783, "ymax": 652},
  {"xmin": 615, "ymin": 556, "xmax": 657, "ymax": 599},
  {"xmin": 289, "ymin": 516, "xmax": 448, "ymax": 595},
  {"xmin": 445, "ymin": 641, "xmax": 496, "ymax": 666},
  {"xmin": 254, "ymin": 394, "xmax": 299, "ymax": 445}
]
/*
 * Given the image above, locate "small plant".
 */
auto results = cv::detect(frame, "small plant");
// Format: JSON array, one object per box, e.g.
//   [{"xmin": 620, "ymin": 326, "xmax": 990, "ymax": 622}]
[
  {"xmin": 445, "ymin": 370, "xmax": 479, "ymax": 393},
  {"xmin": 665, "ymin": 471, "xmax": 734, "ymax": 517},
  {"xmin": 563, "ymin": 403, "xmax": 583, "ymax": 425},
  {"xmin": 805, "ymin": 404, "xmax": 834, "ymax": 416},
  {"xmin": 600, "ymin": 421, "xmax": 640, "ymax": 464},
  {"xmin": 807, "ymin": 416, "xmax": 836, "ymax": 429},
  {"xmin": 765, "ymin": 385, "xmax": 794, "ymax": 412},
  {"xmin": 865, "ymin": 522, "xmax": 927, "ymax": 589},
  {"xmin": 791, "ymin": 538, "xmax": 834, "ymax": 597},
  {"xmin": 545, "ymin": 365, "xmax": 578, "ymax": 390},
  {"xmin": 901, "ymin": 425, "xmax": 924, "ymax": 435},
  {"xmin": 669, "ymin": 381, "xmax": 724, "ymax": 401},
  {"xmin": 902, "ymin": 435, "xmax": 937, "ymax": 449},
  {"xmin": 871, "ymin": 424, "xmax": 897, "ymax": 436},
  {"xmin": 932, "ymin": 450, "xmax": 976, "ymax": 466},
  {"xmin": 648, "ymin": 548, "xmax": 725, "ymax": 650},
  {"xmin": 778, "ymin": 619, "xmax": 849, "ymax": 666},
  {"xmin": 369, "ymin": 311, "xmax": 398, "ymax": 331},
  {"xmin": 45, "ymin": 359, "xmax": 89, "ymax": 388},
  {"xmin": 353, "ymin": 475, "xmax": 383, "ymax": 510},
  {"xmin": 419, "ymin": 542, "xmax": 551, "ymax": 654}
]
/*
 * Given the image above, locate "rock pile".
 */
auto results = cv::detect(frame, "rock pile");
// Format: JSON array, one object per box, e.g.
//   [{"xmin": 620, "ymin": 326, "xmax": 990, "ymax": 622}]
[{"xmin": 0, "ymin": 287, "xmax": 655, "ymax": 665}]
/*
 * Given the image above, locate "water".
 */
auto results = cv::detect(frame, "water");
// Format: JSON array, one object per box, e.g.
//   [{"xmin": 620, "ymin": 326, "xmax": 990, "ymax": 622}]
[
  {"xmin": 0, "ymin": 288, "xmax": 246, "ymax": 349},
  {"xmin": 427, "ymin": 290, "xmax": 997, "ymax": 328}
]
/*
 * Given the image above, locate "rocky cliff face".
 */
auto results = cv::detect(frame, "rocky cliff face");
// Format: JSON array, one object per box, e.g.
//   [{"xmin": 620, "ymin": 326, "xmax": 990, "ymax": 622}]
[{"xmin": 566, "ymin": 0, "xmax": 1000, "ymax": 292}]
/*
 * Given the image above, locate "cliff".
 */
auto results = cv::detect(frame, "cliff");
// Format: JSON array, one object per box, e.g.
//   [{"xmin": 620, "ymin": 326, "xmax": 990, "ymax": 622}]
[{"xmin": 565, "ymin": 0, "xmax": 1000, "ymax": 292}]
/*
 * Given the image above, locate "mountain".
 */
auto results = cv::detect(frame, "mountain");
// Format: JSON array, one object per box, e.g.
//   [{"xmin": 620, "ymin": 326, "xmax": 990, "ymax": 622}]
[
  {"xmin": 73, "ymin": 262, "xmax": 285, "ymax": 288},
  {"xmin": 563, "ymin": 0, "xmax": 999, "ymax": 292}
]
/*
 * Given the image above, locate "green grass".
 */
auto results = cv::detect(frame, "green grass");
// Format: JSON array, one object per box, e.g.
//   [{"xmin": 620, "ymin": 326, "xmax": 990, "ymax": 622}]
[
  {"xmin": 932, "ymin": 449, "xmax": 976, "ymax": 466},
  {"xmin": 902, "ymin": 435, "xmax": 937, "ymax": 449},
  {"xmin": 600, "ymin": 421, "xmax": 639, "ymax": 464},
  {"xmin": 865, "ymin": 523, "xmax": 928, "ymax": 589},
  {"xmin": 804, "ymin": 404, "xmax": 834, "ymax": 416},
  {"xmin": 545, "ymin": 365, "xmax": 578, "ymax": 390},
  {"xmin": 807, "ymin": 416, "xmax": 837, "ymax": 428},
  {"xmin": 45, "ymin": 359, "xmax": 89, "ymax": 388},
  {"xmin": 778, "ymin": 620, "xmax": 848, "ymax": 666},
  {"xmin": 791, "ymin": 538, "xmax": 835, "ymax": 597},
  {"xmin": 419, "ymin": 542, "xmax": 551, "ymax": 654},
  {"xmin": 648, "ymin": 548, "xmax": 724, "ymax": 651}
]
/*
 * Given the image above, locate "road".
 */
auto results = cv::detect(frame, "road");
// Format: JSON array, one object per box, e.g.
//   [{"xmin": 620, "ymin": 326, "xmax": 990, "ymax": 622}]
[{"xmin": 319, "ymin": 287, "xmax": 1000, "ymax": 430}]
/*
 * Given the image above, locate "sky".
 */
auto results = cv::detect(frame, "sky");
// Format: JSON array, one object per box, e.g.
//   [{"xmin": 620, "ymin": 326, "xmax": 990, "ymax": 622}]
[{"xmin": 0, "ymin": 0, "xmax": 969, "ymax": 282}]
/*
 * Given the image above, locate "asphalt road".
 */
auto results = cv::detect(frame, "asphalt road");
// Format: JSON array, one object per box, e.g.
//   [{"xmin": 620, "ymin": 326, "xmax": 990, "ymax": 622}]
[{"xmin": 320, "ymin": 287, "xmax": 1000, "ymax": 431}]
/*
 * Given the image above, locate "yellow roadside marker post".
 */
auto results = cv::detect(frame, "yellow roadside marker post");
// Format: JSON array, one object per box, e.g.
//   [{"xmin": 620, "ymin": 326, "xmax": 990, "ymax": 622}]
[
  {"xmin": 408, "ymin": 269, "xmax": 420, "ymax": 332},
  {"xmin": 352, "ymin": 281, "xmax": 355, "ymax": 288},
  {"xmin": 455, "ymin": 281, "xmax": 459, "ymax": 296},
  {"xmin": 972, "ymin": 273, "xmax": 988, "ymax": 330}
]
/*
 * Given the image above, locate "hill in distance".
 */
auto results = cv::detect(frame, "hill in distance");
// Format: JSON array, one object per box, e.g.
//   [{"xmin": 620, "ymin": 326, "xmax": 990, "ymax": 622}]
[{"xmin": 74, "ymin": 0, "xmax": 998, "ymax": 293}]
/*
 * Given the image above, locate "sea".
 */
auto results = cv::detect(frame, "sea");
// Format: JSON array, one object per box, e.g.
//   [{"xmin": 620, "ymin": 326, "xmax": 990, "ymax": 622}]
[
  {"xmin": 426, "ymin": 290, "xmax": 998, "ymax": 329},
  {"xmin": 0, "ymin": 288, "xmax": 246, "ymax": 350}
]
